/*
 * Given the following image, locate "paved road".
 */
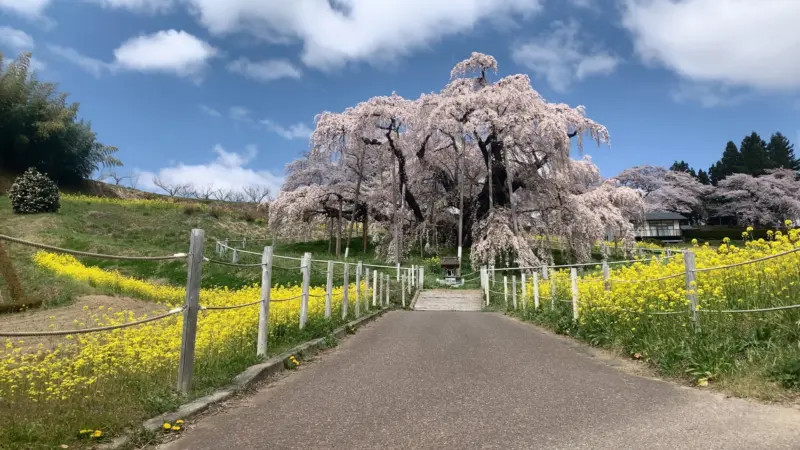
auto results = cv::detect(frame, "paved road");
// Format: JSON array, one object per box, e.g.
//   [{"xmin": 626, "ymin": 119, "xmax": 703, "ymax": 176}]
[{"xmin": 161, "ymin": 311, "xmax": 800, "ymax": 450}]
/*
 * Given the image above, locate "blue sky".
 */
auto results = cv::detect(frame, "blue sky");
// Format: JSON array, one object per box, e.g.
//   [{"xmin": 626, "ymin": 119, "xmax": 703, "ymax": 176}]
[{"xmin": 1, "ymin": 0, "xmax": 798, "ymax": 195}]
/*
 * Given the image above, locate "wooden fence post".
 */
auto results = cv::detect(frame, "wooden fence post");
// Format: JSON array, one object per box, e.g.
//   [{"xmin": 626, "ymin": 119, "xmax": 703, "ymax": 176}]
[
  {"xmin": 396, "ymin": 262, "xmax": 400, "ymax": 281},
  {"xmin": 602, "ymin": 260, "xmax": 610, "ymax": 291},
  {"xmin": 342, "ymin": 263, "xmax": 349, "ymax": 319},
  {"xmin": 503, "ymin": 276, "xmax": 508, "ymax": 306},
  {"xmin": 355, "ymin": 262, "xmax": 362, "ymax": 318},
  {"xmin": 521, "ymin": 273, "xmax": 527, "ymax": 309},
  {"xmin": 570, "ymin": 268, "xmax": 579, "ymax": 321},
  {"xmin": 533, "ymin": 272, "xmax": 540, "ymax": 309},
  {"xmin": 378, "ymin": 272, "xmax": 384, "ymax": 307},
  {"xmin": 365, "ymin": 267, "xmax": 370, "ymax": 312},
  {"xmin": 232, "ymin": 248, "xmax": 239, "ymax": 264},
  {"xmin": 541, "ymin": 265, "xmax": 548, "ymax": 280},
  {"xmin": 385, "ymin": 274, "xmax": 390, "ymax": 305},
  {"xmin": 419, "ymin": 267, "xmax": 424, "ymax": 290},
  {"xmin": 299, "ymin": 252, "xmax": 311, "ymax": 329},
  {"xmin": 372, "ymin": 269, "xmax": 378, "ymax": 306},
  {"xmin": 257, "ymin": 246, "xmax": 273, "ymax": 358},
  {"xmin": 491, "ymin": 264, "xmax": 496, "ymax": 285},
  {"xmin": 325, "ymin": 260, "xmax": 333, "ymax": 319},
  {"xmin": 407, "ymin": 268, "xmax": 412, "ymax": 294},
  {"xmin": 483, "ymin": 266, "xmax": 490, "ymax": 305},
  {"xmin": 550, "ymin": 269, "xmax": 556, "ymax": 309},
  {"xmin": 401, "ymin": 274, "xmax": 406, "ymax": 307},
  {"xmin": 683, "ymin": 250, "xmax": 699, "ymax": 331},
  {"xmin": 512, "ymin": 275, "xmax": 518, "ymax": 310},
  {"xmin": 177, "ymin": 229, "xmax": 204, "ymax": 395}
]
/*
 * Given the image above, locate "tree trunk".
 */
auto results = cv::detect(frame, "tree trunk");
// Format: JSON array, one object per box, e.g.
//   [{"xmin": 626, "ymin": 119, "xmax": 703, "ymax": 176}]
[
  {"xmin": 328, "ymin": 216, "xmax": 333, "ymax": 254},
  {"xmin": 0, "ymin": 240, "xmax": 26, "ymax": 304},
  {"xmin": 336, "ymin": 197, "xmax": 343, "ymax": 257},
  {"xmin": 505, "ymin": 147, "xmax": 518, "ymax": 233},
  {"xmin": 363, "ymin": 205, "xmax": 369, "ymax": 254},
  {"xmin": 345, "ymin": 149, "xmax": 366, "ymax": 252}
]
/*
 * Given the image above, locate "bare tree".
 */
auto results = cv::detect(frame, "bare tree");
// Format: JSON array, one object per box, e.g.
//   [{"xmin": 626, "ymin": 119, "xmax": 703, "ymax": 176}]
[
  {"xmin": 193, "ymin": 183, "xmax": 216, "ymax": 200},
  {"xmin": 152, "ymin": 177, "xmax": 191, "ymax": 198},
  {"xmin": 242, "ymin": 185, "xmax": 271, "ymax": 204},
  {"xmin": 128, "ymin": 173, "xmax": 141, "ymax": 190},
  {"xmin": 212, "ymin": 188, "xmax": 233, "ymax": 201},
  {"xmin": 229, "ymin": 191, "xmax": 246, "ymax": 203},
  {"xmin": 106, "ymin": 171, "xmax": 130, "ymax": 186}
]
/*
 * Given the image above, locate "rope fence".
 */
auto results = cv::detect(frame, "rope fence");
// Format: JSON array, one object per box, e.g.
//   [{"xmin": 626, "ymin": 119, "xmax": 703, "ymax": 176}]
[
  {"xmin": 0, "ymin": 234, "xmax": 187, "ymax": 261},
  {"xmin": 2, "ymin": 230, "xmax": 424, "ymax": 396},
  {"xmin": 0, "ymin": 307, "xmax": 185, "ymax": 337}
]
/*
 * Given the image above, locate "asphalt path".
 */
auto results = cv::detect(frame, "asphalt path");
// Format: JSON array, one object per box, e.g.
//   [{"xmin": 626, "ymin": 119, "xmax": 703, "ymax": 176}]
[{"xmin": 161, "ymin": 311, "xmax": 800, "ymax": 450}]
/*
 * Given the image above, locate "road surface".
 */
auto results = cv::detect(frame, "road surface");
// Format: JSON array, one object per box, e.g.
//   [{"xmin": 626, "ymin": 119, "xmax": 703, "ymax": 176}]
[{"xmin": 160, "ymin": 311, "xmax": 800, "ymax": 449}]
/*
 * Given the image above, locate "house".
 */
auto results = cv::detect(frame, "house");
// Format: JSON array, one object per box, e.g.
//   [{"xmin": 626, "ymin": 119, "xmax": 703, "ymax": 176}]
[{"xmin": 634, "ymin": 211, "xmax": 687, "ymax": 241}]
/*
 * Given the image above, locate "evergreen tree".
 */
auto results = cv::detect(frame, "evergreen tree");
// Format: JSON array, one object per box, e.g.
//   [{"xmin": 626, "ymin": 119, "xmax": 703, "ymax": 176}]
[
  {"xmin": 696, "ymin": 169, "xmax": 711, "ymax": 185},
  {"xmin": 709, "ymin": 141, "xmax": 742, "ymax": 184},
  {"xmin": 669, "ymin": 160, "xmax": 696, "ymax": 176},
  {"xmin": 766, "ymin": 132, "xmax": 799, "ymax": 171},
  {"xmin": 738, "ymin": 131, "xmax": 771, "ymax": 176}
]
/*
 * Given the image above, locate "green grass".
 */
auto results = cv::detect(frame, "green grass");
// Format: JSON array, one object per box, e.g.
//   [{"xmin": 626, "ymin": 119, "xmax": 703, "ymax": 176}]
[{"xmin": 0, "ymin": 194, "xmax": 400, "ymax": 449}]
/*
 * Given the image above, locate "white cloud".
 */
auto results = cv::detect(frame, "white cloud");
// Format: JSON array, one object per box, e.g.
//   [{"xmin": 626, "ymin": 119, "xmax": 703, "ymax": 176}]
[
  {"xmin": 227, "ymin": 57, "xmax": 302, "ymax": 82},
  {"xmin": 113, "ymin": 29, "xmax": 218, "ymax": 77},
  {"xmin": 199, "ymin": 104, "xmax": 221, "ymax": 117},
  {"xmin": 88, "ymin": 0, "xmax": 175, "ymax": 13},
  {"xmin": 260, "ymin": 119, "xmax": 312, "ymax": 140},
  {"xmin": 47, "ymin": 44, "xmax": 113, "ymax": 78},
  {"xmin": 185, "ymin": 0, "xmax": 543, "ymax": 70},
  {"xmin": 0, "ymin": 26, "xmax": 34, "ymax": 52},
  {"xmin": 47, "ymin": 29, "xmax": 217, "ymax": 80},
  {"xmin": 137, "ymin": 144, "xmax": 284, "ymax": 196},
  {"xmin": 670, "ymin": 82, "xmax": 750, "ymax": 108},
  {"xmin": 621, "ymin": 0, "xmax": 800, "ymax": 91},
  {"xmin": 511, "ymin": 20, "xmax": 620, "ymax": 92},
  {"xmin": 0, "ymin": 0, "xmax": 51, "ymax": 18},
  {"xmin": 229, "ymin": 106, "xmax": 251, "ymax": 122}
]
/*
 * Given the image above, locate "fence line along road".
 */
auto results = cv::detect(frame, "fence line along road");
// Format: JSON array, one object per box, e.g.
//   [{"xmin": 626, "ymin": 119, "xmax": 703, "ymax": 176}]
[
  {"xmin": 484, "ymin": 246, "xmax": 800, "ymax": 332},
  {"xmin": 2, "ymin": 230, "xmax": 423, "ymax": 395}
]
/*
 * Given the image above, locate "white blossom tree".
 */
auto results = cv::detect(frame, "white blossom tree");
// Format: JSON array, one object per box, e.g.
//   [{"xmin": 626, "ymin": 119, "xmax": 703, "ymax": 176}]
[
  {"xmin": 713, "ymin": 169, "xmax": 800, "ymax": 227},
  {"xmin": 614, "ymin": 165, "xmax": 711, "ymax": 222},
  {"xmin": 272, "ymin": 52, "xmax": 644, "ymax": 265}
]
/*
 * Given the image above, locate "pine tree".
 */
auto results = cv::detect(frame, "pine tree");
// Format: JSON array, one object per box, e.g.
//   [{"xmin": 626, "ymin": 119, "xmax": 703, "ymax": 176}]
[
  {"xmin": 696, "ymin": 169, "xmax": 711, "ymax": 185},
  {"xmin": 766, "ymin": 132, "xmax": 799, "ymax": 171},
  {"xmin": 709, "ymin": 141, "xmax": 742, "ymax": 184},
  {"xmin": 738, "ymin": 131, "xmax": 771, "ymax": 176},
  {"xmin": 669, "ymin": 160, "xmax": 696, "ymax": 177}
]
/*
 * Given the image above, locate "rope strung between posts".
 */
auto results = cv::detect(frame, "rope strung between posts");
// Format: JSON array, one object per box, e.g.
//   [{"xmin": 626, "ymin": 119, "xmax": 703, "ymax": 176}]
[
  {"xmin": 698, "ymin": 304, "xmax": 800, "ymax": 313},
  {"xmin": 201, "ymin": 299, "xmax": 262, "ymax": 310},
  {"xmin": 204, "ymin": 258, "xmax": 264, "ymax": 268},
  {"xmin": 609, "ymin": 273, "xmax": 684, "ymax": 283},
  {"xmin": 0, "ymin": 307, "xmax": 185, "ymax": 337},
  {"xmin": 694, "ymin": 247, "xmax": 800, "ymax": 272},
  {"xmin": 0, "ymin": 234, "xmax": 187, "ymax": 261}
]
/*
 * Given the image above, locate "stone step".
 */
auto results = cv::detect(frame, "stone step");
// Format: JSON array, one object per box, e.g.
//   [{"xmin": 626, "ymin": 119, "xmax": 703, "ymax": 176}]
[{"xmin": 414, "ymin": 290, "xmax": 483, "ymax": 311}]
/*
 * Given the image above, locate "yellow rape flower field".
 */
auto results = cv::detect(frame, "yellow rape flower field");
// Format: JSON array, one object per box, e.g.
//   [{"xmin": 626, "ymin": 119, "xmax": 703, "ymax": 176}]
[
  {"xmin": 503, "ymin": 228, "xmax": 800, "ymax": 400},
  {"xmin": 1, "ymin": 251, "xmax": 372, "ymax": 448}
]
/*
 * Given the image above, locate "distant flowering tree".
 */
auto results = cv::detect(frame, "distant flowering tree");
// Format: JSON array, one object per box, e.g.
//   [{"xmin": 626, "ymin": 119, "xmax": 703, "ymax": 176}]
[
  {"xmin": 614, "ymin": 165, "xmax": 711, "ymax": 222},
  {"xmin": 712, "ymin": 169, "xmax": 800, "ymax": 227},
  {"xmin": 272, "ymin": 53, "xmax": 644, "ymax": 265}
]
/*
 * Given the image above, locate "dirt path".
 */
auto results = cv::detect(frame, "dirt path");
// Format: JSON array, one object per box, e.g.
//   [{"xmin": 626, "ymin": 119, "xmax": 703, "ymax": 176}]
[{"xmin": 0, "ymin": 295, "xmax": 168, "ymax": 352}]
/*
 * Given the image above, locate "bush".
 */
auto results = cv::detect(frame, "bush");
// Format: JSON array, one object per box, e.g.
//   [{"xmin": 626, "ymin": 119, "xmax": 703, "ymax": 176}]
[{"xmin": 9, "ymin": 168, "xmax": 60, "ymax": 214}]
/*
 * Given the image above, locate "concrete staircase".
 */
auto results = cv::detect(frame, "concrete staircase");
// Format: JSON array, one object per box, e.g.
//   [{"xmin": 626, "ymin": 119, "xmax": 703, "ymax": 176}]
[{"xmin": 413, "ymin": 290, "xmax": 483, "ymax": 311}]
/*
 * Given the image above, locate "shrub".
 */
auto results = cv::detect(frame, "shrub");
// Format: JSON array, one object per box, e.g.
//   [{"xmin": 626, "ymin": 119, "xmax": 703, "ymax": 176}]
[{"xmin": 8, "ymin": 168, "xmax": 60, "ymax": 214}]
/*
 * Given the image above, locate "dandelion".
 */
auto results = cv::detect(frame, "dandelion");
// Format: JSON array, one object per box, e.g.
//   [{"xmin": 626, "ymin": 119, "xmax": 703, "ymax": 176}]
[
  {"xmin": 163, "ymin": 423, "xmax": 172, "ymax": 430},
  {"xmin": 171, "ymin": 426, "xmax": 181, "ymax": 431}
]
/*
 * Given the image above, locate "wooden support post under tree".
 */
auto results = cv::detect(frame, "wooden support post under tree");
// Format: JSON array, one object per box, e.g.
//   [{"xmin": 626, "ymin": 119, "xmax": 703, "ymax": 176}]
[{"xmin": 177, "ymin": 229, "xmax": 204, "ymax": 395}]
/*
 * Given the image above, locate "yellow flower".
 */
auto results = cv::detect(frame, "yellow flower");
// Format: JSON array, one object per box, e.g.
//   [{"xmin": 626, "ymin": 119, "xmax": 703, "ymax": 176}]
[
  {"xmin": 171, "ymin": 426, "xmax": 181, "ymax": 431},
  {"xmin": 175, "ymin": 419, "xmax": 185, "ymax": 425},
  {"xmin": 92, "ymin": 430, "xmax": 102, "ymax": 438},
  {"xmin": 746, "ymin": 226, "xmax": 754, "ymax": 232},
  {"xmin": 163, "ymin": 423, "xmax": 172, "ymax": 430}
]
